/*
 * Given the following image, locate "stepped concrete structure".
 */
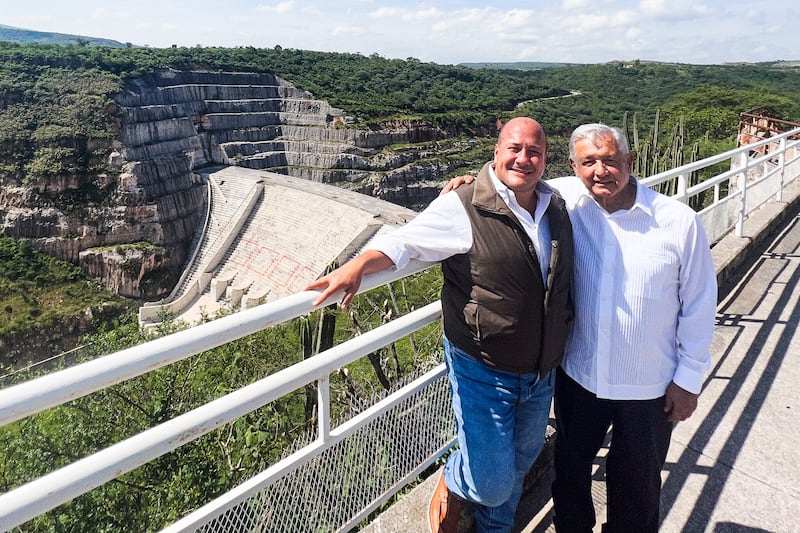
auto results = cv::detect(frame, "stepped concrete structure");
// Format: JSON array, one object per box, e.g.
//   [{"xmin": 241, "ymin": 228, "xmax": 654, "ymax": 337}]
[
  {"xmin": 103, "ymin": 68, "xmax": 467, "ymax": 304},
  {"xmin": 139, "ymin": 165, "xmax": 417, "ymax": 324}
]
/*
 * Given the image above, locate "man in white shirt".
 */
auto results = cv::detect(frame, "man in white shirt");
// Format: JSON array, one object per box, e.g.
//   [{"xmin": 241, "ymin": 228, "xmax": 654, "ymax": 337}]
[
  {"xmin": 306, "ymin": 117, "xmax": 575, "ymax": 533},
  {"xmin": 548, "ymin": 124, "xmax": 717, "ymax": 533}
]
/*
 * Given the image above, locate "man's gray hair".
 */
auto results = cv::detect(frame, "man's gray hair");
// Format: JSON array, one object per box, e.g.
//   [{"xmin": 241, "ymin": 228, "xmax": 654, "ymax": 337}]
[{"xmin": 569, "ymin": 123, "xmax": 630, "ymax": 160}]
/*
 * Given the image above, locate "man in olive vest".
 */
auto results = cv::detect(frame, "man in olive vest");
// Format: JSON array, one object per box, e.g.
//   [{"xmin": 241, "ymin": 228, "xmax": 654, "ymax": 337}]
[{"xmin": 306, "ymin": 117, "xmax": 574, "ymax": 533}]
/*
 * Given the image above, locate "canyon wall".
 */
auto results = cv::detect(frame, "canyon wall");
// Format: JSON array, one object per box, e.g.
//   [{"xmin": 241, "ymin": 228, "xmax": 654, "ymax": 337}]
[{"xmin": 1, "ymin": 69, "xmax": 486, "ymax": 299}]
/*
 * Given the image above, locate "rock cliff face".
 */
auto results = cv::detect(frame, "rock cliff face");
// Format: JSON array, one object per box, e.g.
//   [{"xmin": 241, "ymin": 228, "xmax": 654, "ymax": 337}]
[{"xmin": 1, "ymin": 69, "xmax": 486, "ymax": 299}]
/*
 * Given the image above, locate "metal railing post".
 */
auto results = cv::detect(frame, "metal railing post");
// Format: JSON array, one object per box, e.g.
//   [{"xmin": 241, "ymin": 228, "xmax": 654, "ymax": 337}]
[
  {"xmin": 777, "ymin": 137, "xmax": 786, "ymax": 202},
  {"xmin": 318, "ymin": 375, "xmax": 331, "ymax": 444},
  {"xmin": 676, "ymin": 173, "xmax": 689, "ymax": 204},
  {"xmin": 736, "ymin": 155, "xmax": 749, "ymax": 237}
]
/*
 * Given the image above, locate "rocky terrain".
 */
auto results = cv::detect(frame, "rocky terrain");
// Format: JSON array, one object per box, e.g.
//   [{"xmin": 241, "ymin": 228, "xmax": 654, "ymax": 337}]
[{"xmin": 1, "ymin": 69, "xmax": 487, "ymax": 299}]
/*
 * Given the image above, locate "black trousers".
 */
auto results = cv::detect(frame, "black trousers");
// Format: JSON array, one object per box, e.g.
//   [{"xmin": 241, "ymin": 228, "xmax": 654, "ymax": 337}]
[{"xmin": 551, "ymin": 367, "xmax": 673, "ymax": 533}]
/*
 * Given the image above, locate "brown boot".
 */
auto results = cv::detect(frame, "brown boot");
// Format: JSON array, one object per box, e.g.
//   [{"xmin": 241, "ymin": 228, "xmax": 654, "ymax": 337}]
[{"xmin": 429, "ymin": 472, "xmax": 465, "ymax": 533}]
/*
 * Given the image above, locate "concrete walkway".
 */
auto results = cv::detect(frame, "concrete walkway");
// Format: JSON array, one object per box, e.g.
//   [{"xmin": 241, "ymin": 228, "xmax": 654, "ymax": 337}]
[
  {"xmin": 657, "ymin": 210, "xmax": 800, "ymax": 532},
  {"xmin": 364, "ymin": 180, "xmax": 800, "ymax": 532}
]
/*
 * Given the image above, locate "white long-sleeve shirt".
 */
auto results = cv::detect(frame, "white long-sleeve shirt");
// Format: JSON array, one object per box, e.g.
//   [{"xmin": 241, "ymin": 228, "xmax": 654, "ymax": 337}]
[
  {"xmin": 548, "ymin": 176, "xmax": 717, "ymax": 400},
  {"xmin": 370, "ymin": 165, "xmax": 555, "ymax": 285}
]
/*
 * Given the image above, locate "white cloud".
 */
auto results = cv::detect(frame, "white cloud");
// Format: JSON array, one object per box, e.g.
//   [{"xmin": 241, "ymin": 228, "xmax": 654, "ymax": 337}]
[
  {"xmin": 88, "ymin": 8, "xmax": 129, "ymax": 21},
  {"xmin": 639, "ymin": 0, "xmax": 710, "ymax": 19},
  {"xmin": 495, "ymin": 8, "xmax": 537, "ymax": 30},
  {"xmin": 1, "ymin": 0, "xmax": 797, "ymax": 65},
  {"xmin": 369, "ymin": 7, "xmax": 403, "ymax": 19},
  {"xmin": 369, "ymin": 6, "xmax": 444, "ymax": 21},
  {"xmin": 562, "ymin": 0, "xmax": 591, "ymax": 9},
  {"xmin": 256, "ymin": 1, "xmax": 295, "ymax": 14},
  {"xmin": 625, "ymin": 27, "xmax": 643, "ymax": 41},
  {"xmin": 300, "ymin": 7, "xmax": 323, "ymax": 16},
  {"xmin": 568, "ymin": 9, "xmax": 639, "ymax": 32},
  {"xmin": 332, "ymin": 25, "xmax": 364, "ymax": 37},
  {"xmin": 415, "ymin": 8, "xmax": 444, "ymax": 20},
  {"xmin": 639, "ymin": 0, "xmax": 667, "ymax": 12}
]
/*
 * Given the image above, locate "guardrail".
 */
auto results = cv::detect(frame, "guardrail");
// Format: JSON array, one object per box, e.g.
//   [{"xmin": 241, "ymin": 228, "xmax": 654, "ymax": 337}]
[
  {"xmin": 0, "ymin": 259, "xmax": 446, "ymax": 532},
  {"xmin": 1, "ymin": 126, "xmax": 799, "ymax": 532},
  {"xmin": 639, "ymin": 127, "xmax": 800, "ymax": 244}
]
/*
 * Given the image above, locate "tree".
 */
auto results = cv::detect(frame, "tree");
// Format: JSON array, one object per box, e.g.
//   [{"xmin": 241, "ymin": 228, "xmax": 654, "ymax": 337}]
[{"xmin": 662, "ymin": 85, "xmax": 796, "ymax": 142}]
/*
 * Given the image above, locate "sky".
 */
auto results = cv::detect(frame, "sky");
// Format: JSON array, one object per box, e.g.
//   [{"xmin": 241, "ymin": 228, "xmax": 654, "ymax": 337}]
[{"xmin": 2, "ymin": 1, "xmax": 798, "ymax": 65}]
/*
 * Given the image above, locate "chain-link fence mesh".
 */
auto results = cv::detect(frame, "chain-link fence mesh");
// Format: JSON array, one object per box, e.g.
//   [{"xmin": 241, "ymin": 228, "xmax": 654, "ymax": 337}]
[{"xmin": 196, "ymin": 373, "xmax": 454, "ymax": 533}]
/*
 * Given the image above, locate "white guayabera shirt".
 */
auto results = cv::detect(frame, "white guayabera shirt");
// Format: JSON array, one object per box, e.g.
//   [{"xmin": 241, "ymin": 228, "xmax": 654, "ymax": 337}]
[{"xmin": 548, "ymin": 175, "xmax": 717, "ymax": 400}]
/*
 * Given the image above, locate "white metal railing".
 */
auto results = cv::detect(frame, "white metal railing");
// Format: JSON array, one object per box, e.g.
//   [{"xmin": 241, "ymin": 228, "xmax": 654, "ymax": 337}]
[
  {"xmin": 0, "ymin": 259, "xmax": 440, "ymax": 532},
  {"xmin": 639, "ymin": 127, "xmax": 800, "ymax": 244},
  {"xmin": 1, "ymin": 126, "xmax": 799, "ymax": 532}
]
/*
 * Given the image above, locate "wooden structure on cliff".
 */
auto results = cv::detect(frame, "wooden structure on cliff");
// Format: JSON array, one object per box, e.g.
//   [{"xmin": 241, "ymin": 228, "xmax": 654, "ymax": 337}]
[{"xmin": 738, "ymin": 109, "xmax": 800, "ymax": 157}]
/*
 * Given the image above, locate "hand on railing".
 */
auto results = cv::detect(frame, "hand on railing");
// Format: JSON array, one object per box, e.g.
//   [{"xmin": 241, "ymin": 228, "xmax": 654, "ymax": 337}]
[{"xmin": 305, "ymin": 250, "xmax": 395, "ymax": 309}]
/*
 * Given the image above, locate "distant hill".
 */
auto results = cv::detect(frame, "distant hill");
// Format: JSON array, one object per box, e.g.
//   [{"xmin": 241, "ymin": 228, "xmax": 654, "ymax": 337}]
[
  {"xmin": 0, "ymin": 23, "xmax": 128, "ymax": 47},
  {"xmin": 462, "ymin": 59, "xmax": 800, "ymax": 70},
  {"xmin": 459, "ymin": 61, "xmax": 577, "ymax": 70}
]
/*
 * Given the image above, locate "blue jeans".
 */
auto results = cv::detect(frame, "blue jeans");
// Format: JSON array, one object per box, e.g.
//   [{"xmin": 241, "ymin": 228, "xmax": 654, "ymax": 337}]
[{"xmin": 442, "ymin": 337, "xmax": 555, "ymax": 533}]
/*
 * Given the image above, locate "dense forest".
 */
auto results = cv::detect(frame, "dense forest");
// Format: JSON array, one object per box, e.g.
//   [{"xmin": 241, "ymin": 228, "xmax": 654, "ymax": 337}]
[{"xmin": 1, "ymin": 42, "xmax": 800, "ymax": 530}]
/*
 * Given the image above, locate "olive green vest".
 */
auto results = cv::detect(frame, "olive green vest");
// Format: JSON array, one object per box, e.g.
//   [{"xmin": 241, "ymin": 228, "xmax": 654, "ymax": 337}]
[{"xmin": 441, "ymin": 162, "xmax": 574, "ymax": 375}]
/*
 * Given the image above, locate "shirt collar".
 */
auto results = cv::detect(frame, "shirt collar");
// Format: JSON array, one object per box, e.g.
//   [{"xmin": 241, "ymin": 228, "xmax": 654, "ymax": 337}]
[
  {"xmin": 574, "ymin": 176, "xmax": 653, "ymax": 217},
  {"xmin": 488, "ymin": 164, "xmax": 554, "ymax": 222}
]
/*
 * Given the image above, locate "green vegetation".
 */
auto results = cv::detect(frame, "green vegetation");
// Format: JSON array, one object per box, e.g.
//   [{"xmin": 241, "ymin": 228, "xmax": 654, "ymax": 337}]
[
  {"xmin": 1, "ymin": 43, "xmax": 799, "ymax": 181},
  {"xmin": 519, "ymin": 61, "xmax": 800, "ymax": 175},
  {"xmin": 0, "ymin": 24, "xmax": 128, "ymax": 47},
  {"xmin": 522, "ymin": 61, "xmax": 800, "ymax": 135},
  {"xmin": 0, "ymin": 234, "xmax": 134, "ymax": 361},
  {"xmin": 0, "ymin": 58, "xmax": 121, "ymax": 180},
  {"xmin": 0, "ymin": 41, "xmax": 563, "ymax": 132}
]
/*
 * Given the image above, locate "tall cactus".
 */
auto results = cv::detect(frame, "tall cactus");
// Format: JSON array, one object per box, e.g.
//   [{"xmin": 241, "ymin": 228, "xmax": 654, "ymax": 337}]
[
  {"xmin": 631, "ymin": 108, "xmax": 686, "ymax": 192},
  {"xmin": 652, "ymin": 108, "xmax": 660, "ymax": 157},
  {"xmin": 627, "ymin": 109, "xmax": 719, "ymax": 209},
  {"xmin": 623, "ymin": 111, "xmax": 630, "ymax": 147}
]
